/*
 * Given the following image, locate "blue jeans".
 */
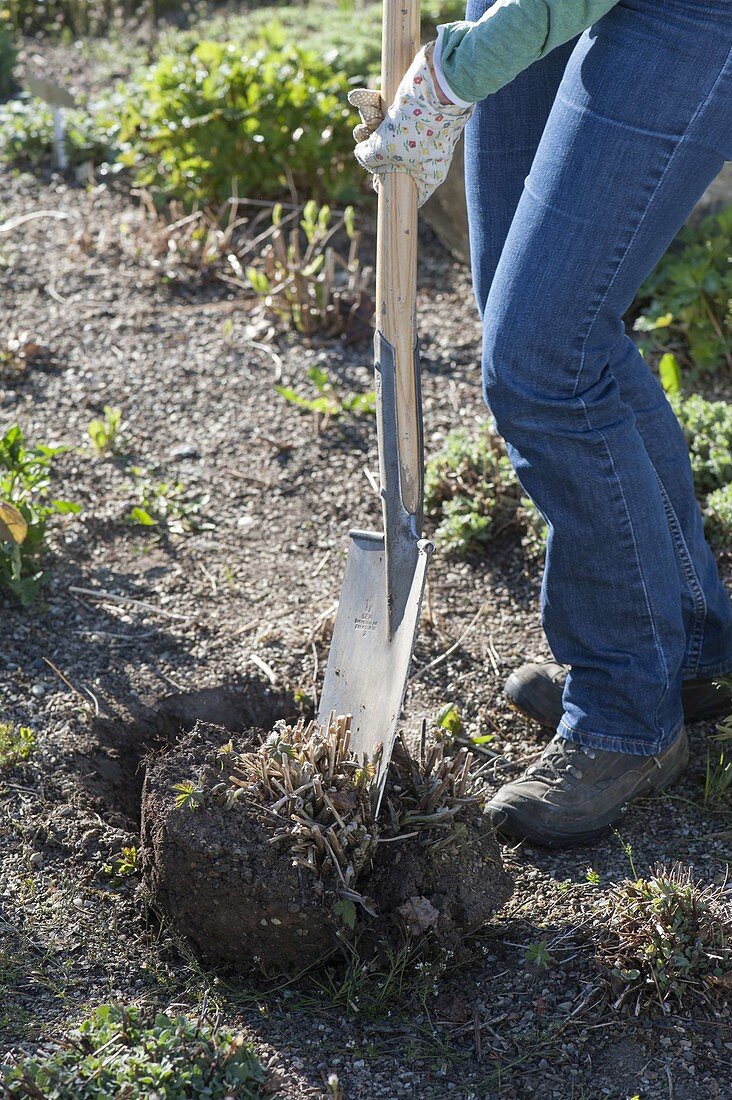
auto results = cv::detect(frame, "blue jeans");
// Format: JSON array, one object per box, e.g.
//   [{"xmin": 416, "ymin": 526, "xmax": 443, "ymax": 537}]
[{"xmin": 464, "ymin": 0, "xmax": 732, "ymax": 755}]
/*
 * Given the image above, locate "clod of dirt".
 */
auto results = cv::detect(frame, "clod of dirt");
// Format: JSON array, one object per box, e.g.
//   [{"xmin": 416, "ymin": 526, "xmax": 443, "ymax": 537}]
[
  {"xmin": 141, "ymin": 722, "xmax": 336, "ymax": 971},
  {"xmin": 141, "ymin": 719, "xmax": 513, "ymax": 975}
]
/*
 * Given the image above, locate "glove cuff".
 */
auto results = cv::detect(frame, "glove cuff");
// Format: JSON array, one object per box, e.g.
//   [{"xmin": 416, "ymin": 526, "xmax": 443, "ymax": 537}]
[{"xmin": 432, "ymin": 28, "xmax": 476, "ymax": 110}]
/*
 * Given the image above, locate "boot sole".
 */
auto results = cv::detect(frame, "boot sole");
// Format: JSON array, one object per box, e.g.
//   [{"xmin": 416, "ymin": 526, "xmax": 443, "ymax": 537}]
[{"xmin": 486, "ymin": 739, "xmax": 689, "ymax": 850}]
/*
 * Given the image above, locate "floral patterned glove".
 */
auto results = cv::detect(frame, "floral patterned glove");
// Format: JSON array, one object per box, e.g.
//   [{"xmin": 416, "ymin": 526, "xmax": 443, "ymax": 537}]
[{"xmin": 347, "ymin": 43, "xmax": 474, "ymax": 209}]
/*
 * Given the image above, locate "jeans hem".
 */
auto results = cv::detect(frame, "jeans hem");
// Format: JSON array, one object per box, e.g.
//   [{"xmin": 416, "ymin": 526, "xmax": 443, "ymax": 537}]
[
  {"xmin": 557, "ymin": 716, "xmax": 685, "ymax": 757},
  {"xmin": 685, "ymin": 658, "xmax": 732, "ymax": 679}
]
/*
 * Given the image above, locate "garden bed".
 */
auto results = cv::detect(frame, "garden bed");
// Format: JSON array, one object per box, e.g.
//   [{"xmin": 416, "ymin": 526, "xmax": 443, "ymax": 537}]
[{"xmin": 0, "ymin": 11, "xmax": 731, "ymax": 1090}]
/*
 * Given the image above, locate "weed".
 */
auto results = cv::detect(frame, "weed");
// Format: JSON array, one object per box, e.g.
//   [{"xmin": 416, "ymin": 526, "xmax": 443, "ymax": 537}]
[
  {"xmin": 277, "ymin": 364, "xmax": 375, "ymax": 430},
  {"xmin": 703, "ymin": 748, "xmax": 732, "ymax": 810},
  {"xmin": 0, "ymin": 722, "xmax": 34, "ymax": 771},
  {"xmin": 424, "ymin": 426, "xmax": 540, "ymax": 556},
  {"xmin": 126, "ymin": 467, "xmax": 211, "ymax": 534},
  {"xmin": 0, "ymin": 425, "xmax": 80, "ymax": 605},
  {"xmin": 598, "ymin": 863, "xmax": 732, "ymax": 1010},
  {"xmin": 635, "ymin": 206, "xmax": 732, "ymax": 375},
  {"xmin": 102, "ymin": 845, "xmax": 138, "ymax": 879},
  {"xmin": 172, "ymin": 781, "xmax": 204, "ymax": 811},
  {"xmin": 87, "ymin": 405, "xmax": 123, "ymax": 455},
  {"xmin": 326, "ymin": 1073, "xmax": 344, "ymax": 1100},
  {"xmin": 517, "ymin": 495, "xmax": 548, "ymax": 560},
  {"xmin": 524, "ymin": 940, "xmax": 553, "ymax": 970},
  {"xmin": 585, "ymin": 867, "xmax": 601, "ymax": 886},
  {"xmin": 118, "ymin": 191, "xmax": 250, "ymax": 285},
  {"xmin": 615, "ymin": 834, "xmax": 640, "ymax": 880},
  {"xmin": 248, "ymin": 201, "xmax": 372, "ymax": 339},
  {"xmin": 0, "ymin": 1003, "xmax": 268, "ymax": 1098},
  {"xmin": 436, "ymin": 702, "xmax": 462, "ymax": 737},
  {"xmin": 312, "ymin": 934, "xmax": 447, "ymax": 1019}
]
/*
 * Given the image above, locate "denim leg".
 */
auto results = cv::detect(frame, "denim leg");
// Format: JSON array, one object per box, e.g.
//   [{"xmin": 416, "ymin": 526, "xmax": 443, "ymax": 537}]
[
  {"xmin": 608, "ymin": 336, "xmax": 732, "ymax": 680},
  {"xmin": 463, "ymin": 5, "xmax": 575, "ymax": 315},
  {"xmin": 480, "ymin": 2, "xmax": 732, "ymax": 754}
]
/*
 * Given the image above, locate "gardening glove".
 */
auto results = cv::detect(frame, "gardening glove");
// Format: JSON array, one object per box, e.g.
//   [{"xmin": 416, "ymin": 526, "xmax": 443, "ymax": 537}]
[{"xmin": 347, "ymin": 43, "xmax": 474, "ymax": 209}]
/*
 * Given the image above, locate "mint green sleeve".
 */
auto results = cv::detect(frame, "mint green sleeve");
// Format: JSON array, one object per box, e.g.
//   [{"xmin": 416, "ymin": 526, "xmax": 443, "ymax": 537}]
[{"xmin": 434, "ymin": 0, "xmax": 620, "ymax": 105}]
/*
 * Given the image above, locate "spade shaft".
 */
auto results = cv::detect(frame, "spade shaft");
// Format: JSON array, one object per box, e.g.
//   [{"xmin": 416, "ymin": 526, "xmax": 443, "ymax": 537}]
[{"xmin": 317, "ymin": 0, "xmax": 432, "ymax": 802}]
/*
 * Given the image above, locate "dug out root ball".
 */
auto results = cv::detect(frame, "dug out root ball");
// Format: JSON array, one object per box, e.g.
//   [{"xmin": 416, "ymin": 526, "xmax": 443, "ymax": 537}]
[{"xmin": 141, "ymin": 716, "xmax": 514, "ymax": 975}]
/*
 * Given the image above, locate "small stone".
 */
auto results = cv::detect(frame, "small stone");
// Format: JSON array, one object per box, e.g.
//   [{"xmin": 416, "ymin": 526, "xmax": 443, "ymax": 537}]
[
  {"xmin": 29, "ymin": 852, "xmax": 43, "ymax": 868},
  {"xmin": 170, "ymin": 442, "xmax": 200, "ymax": 459}
]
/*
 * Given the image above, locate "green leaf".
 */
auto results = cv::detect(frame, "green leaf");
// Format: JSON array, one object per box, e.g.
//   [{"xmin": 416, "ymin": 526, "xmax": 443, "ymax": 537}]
[
  {"xmin": 306, "ymin": 366, "xmax": 331, "ymax": 392},
  {"xmin": 659, "ymin": 352, "xmax": 682, "ymax": 396},
  {"xmin": 51, "ymin": 500, "xmax": 82, "ymax": 515},
  {"xmin": 128, "ymin": 506, "xmax": 158, "ymax": 526},
  {"xmin": 332, "ymin": 898, "xmax": 357, "ymax": 930},
  {"xmin": 436, "ymin": 702, "xmax": 462, "ymax": 737},
  {"xmin": 246, "ymin": 267, "xmax": 271, "ymax": 296}
]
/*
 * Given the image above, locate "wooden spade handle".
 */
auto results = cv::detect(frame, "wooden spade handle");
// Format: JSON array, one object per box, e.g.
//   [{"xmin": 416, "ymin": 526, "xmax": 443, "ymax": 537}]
[{"xmin": 375, "ymin": 0, "xmax": 421, "ymax": 518}]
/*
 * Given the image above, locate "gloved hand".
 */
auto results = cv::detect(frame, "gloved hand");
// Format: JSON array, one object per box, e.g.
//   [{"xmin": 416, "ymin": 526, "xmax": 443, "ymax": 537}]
[{"xmin": 347, "ymin": 43, "xmax": 474, "ymax": 209}]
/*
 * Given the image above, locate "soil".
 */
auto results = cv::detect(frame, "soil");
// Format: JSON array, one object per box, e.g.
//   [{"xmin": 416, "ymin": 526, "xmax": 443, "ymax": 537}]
[
  {"xmin": 1, "ymin": 40, "xmax": 732, "ymax": 1097},
  {"xmin": 140, "ymin": 721, "xmax": 513, "ymax": 975},
  {"xmin": 142, "ymin": 722, "xmax": 339, "ymax": 974}
]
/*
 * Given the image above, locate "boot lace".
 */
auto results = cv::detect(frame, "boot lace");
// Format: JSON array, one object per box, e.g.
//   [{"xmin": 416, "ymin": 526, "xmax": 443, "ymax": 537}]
[{"xmin": 525, "ymin": 737, "xmax": 597, "ymax": 786}]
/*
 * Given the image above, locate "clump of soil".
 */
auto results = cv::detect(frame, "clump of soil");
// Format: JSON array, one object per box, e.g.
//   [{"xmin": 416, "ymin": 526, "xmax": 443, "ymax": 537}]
[{"xmin": 141, "ymin": 717, "xmax": 514, "ymax": 975}]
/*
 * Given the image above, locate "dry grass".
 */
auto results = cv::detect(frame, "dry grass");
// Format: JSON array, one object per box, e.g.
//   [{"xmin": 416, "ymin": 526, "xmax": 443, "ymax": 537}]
[
  {"xmin": 598, "ymin": 862, "xmax": 732, "ymax": 1012},
  {"xmin": 223, "ymin": 716, "xmax": 482, "ymax": 898}
]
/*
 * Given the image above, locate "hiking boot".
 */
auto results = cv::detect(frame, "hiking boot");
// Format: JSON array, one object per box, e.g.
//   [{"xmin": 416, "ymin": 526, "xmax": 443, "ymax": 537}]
[
  {"xmin": 484, "ymin": 729, "xmax": 689, "ymax": 848},
  {"xmin": 505, "ymin": 660, "xmax": 731, "ymax": 730}
]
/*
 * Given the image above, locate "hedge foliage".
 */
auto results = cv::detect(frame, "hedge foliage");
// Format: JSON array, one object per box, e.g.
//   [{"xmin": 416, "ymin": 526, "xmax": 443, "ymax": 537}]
[{"xmin": 115, "ymin": 37, "xmax": 358, "ymax": 205}]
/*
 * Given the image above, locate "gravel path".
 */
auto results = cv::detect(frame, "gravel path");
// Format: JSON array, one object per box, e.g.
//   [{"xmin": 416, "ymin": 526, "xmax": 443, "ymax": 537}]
[{"xmin": 1, "ymin": 165, "xmax": 731, "ymax": 1099}]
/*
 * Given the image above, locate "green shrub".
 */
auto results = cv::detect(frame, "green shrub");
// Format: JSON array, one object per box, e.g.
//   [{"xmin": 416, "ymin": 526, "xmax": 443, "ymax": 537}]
[
  {"xmin": 635, "ymin": 206, "xmax": 732, "ymax": 375},
  {"xmin": 704, "ymin": 483, "xmax": 732, "ymax": 551},
  {"xmin": 0, "ymin": 425, "xmax": 80, "ymax": 606},
  {"xmin": 0, "ymin": 21, "xmax": 16, "ymax": 100},
  {"xmin": 670, "ymin": 392, "xmax": 732, "ymax": 494},
  {"xmin": 0, "ymin": 96, "xmax": 118, "ymax": 169},
  {"xmin": 0, "ymin": 722, "xmax": 34, "ymax": 771},
  {"xmin": 423, "ymin": 393, "xmax": 732, "ymax": 560},
  {"xmin": 0, "ymin": 1003, "xmax": 268, "ymax": 1098},
  {"xmin": 117, "ymin": 39, "xmax": 358, "ymax": 207},
  {"xmin": 424, "ymin": 426, "xmax": 539, "ymax": 556},
  {"xmin": 518, "ymin": 495, "xmax": 548, "ymax": 560},
  {"xmin": 175, "ymin": 4, "xmax": 383, "ymax": 82},
  {"xmin": 164, "ymin": 2, "xmax": 466, "ymax": 83}
]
